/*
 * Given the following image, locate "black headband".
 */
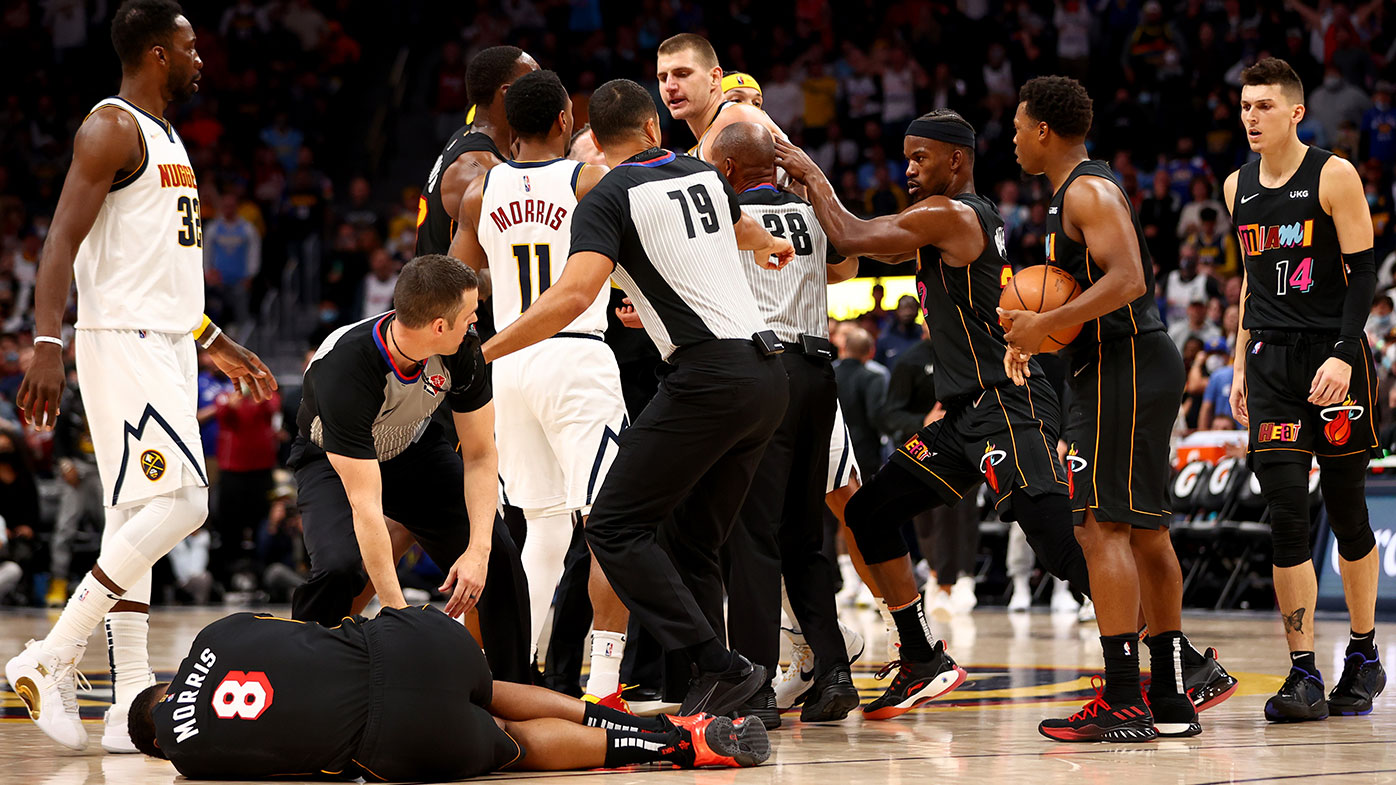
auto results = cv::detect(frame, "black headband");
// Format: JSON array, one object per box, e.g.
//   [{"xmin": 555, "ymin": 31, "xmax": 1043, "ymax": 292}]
[{"xmin": 905, "ymin": 118, "xmax": 975, "ymax": 148}]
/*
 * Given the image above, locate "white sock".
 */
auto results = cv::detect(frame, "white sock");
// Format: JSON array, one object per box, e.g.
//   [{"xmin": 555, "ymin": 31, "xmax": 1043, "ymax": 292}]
[
  {"xmin": 780, "ymin": 581, "xmax": 807, "ymax": 646},
  {"xmin": 587, "ymin": 630, "xmax": 626, "ymax": 697},
  {"xmin": 46, "ymin": 572, "xmax": 121, "ymax": 650},
  {"xmin": 105, "ymin": 612, "xmax": 152, "ymax": 707},
  {"xmin": 520, "ymin": 513, "xmax": 573, "ymax": 663}
]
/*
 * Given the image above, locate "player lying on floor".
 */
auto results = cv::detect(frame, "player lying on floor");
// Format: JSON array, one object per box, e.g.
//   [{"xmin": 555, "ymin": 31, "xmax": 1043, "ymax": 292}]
[{"xmin": 126, "ymin": 606, "xmax": 769, "ymax": 781}]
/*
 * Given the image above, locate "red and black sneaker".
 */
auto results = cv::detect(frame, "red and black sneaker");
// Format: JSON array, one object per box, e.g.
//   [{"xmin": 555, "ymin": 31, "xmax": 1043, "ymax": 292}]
[
  {"xmin": 862, "ymin": 640, "xmax": 967, "ymax": 720},
  {"xmin": 663, "ymin": 713, "xmax": 770, "ymax": 768},
  {"xmin": 1039, "ymin": 676, "xmax": 1159, "ymax": 743},
  {"xmin": 1185, "ymin": 647, "xmax": 1239, "ymax": 712}
]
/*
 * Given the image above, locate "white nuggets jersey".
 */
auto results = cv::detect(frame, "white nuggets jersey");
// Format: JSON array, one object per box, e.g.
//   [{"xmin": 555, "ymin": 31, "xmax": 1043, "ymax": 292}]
[
  {"xmin": 74, "ymin": 97, "xmax": 204, "ymax": 333},
  {"xmin": 479, "ymin": 159, "xmax": 608, "ymax": 335}
]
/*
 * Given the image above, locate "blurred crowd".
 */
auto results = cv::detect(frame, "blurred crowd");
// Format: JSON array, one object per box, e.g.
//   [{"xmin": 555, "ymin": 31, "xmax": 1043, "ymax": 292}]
[{"xmin": 1, "ymin": 0, "xmax": 1396, "ymax": 607}]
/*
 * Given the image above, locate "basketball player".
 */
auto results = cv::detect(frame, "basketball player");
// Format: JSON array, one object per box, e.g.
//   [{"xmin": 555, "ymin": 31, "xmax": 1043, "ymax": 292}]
[
  {"xmin": 4, "ymin": 0, "xmax": 276, "ymax": 754},
  {"xmin": 128, "ymin": 606, "xmax": 769, "ymax": 780},
  {"xmin": 483, "ymin": 78, "xmax": 795, "ymax": 717},
  {"xmin": 1003, "ymin": 76, "xmax": 1214, "ymax": 740},
  {"xmin": 722, "ymin": 72, "xmax": 763, "ymax": 109},
  {"xmin": 775, "ymin": 111, "xmax": 1090, "ymax": 721},
  {"xmin": 448, "ymin": 70, "xmax": 633, "ymax": 707},
  {"xmin": 708, "ymin": 122, "xmax": 861, "ymax": 726},
  {"xmin": 1224, "ymin": 58, "xmax": 1385, "ymax": 721},
  {"xmin": 656, "ymin": 34, "xmax": 787, "ymax": 162}
]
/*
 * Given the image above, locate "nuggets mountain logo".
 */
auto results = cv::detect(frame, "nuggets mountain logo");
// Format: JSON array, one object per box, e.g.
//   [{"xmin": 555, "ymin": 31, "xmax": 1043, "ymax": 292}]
[
  {"xmin": 979, "ymin": 443, "xmax": 1007, "ymax": 494},
  {"xmin": 1065, "ymin": 444, "xmax": 1087, "ymax": 498},
  {"xmin": 1320, "ymin": 398, "xmax": 1364, "ymax": 446},
  {"xmin": 140, "ymin": 450, "xmax": 166, "ymax": 481}
]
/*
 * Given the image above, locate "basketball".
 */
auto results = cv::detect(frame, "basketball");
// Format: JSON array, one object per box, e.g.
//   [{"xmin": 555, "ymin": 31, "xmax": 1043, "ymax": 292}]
[{"xmin": 998, "ymin": 265, "xmax": 1083, "ymax": 353}]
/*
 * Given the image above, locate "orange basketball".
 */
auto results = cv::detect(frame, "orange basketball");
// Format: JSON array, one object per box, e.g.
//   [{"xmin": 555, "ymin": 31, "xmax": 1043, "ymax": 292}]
[{"xmin": 998, "ymin": 265, "xmax": 1083, "ymax": 353}]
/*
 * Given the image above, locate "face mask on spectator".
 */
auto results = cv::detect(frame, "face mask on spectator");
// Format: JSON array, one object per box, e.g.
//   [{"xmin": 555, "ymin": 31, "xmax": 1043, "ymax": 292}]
[{"xmin": 1205, "ymin": 354, "xmax": 1226, "ymax": 373}]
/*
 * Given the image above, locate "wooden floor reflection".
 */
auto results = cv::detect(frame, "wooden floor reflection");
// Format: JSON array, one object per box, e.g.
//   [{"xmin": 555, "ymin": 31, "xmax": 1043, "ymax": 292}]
[{"xmin": 2, "ymin": 605, "xmax": 1394, "ymax": 785}]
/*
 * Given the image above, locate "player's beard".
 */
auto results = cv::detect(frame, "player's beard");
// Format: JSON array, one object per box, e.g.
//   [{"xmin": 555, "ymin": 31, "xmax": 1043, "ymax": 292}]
[{"xmin": 169, "ymin": 71, "xmax": 199, "ymax": 103}]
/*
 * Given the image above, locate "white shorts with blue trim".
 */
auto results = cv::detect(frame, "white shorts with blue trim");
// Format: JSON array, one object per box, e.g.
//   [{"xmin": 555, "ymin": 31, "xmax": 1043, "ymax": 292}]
[{"xmin": 827, "ymin": 400, "xmax": 859, "ymax": 493}]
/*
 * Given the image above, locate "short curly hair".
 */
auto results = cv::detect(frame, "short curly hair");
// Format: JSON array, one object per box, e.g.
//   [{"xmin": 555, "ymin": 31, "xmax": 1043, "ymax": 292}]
[
  {"xmin": 505, "ymin": 70, "xmax": 569, "ymax": 140},
  {"xmin": 467, "ymin": 46, "xmax": 525, "ymax": 109},
  {"xmin": 1019, "ymin": 76, "xmax": 1093, "ymax": 140},
  {"xmin": 1240, "ymin": 57, "xmax": 1305, "ymax": 105},
  {"xmin": 111, "ymin": 0, "xmax": 183, "ymax": 68}
]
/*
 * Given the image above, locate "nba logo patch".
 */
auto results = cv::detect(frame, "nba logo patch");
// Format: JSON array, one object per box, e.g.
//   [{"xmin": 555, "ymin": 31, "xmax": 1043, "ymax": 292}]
[
  {"xmin": 1252, "ymin": 341, "xmax": 1264, "ymax": 354},
  {"xmin": 523, "ymin": 175, "xmax": 531, "ymax": 193},
  {"xmin": 140, "ymin": 449, "xmax": 166, "ymax": 481},
  {"xmin": 138, "ymin": 330, "xmax": 147, "ymax": 339}
]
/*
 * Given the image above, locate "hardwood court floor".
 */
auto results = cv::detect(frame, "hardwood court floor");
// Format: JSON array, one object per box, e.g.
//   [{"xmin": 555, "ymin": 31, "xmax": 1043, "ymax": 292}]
[{"xmin": 2, "ymin": 605, "xmax": 1394, "ymax": 785}]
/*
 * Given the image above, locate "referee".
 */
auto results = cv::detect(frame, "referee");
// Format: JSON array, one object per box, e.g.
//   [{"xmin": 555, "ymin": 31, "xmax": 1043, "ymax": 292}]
[
  {"xmin": 710, "ymin": 121, "xmax": 861, "ymax": 726},
  {"xmin": 483, "ymin": 78, "xmax": 795, "ymax": 717}
]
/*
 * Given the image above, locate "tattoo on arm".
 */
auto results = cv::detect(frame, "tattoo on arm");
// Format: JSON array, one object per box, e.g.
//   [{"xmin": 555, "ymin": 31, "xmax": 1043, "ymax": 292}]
[{"xmin": 1283, "ymin": 608, "xmax": 1306, "ymax": 634}]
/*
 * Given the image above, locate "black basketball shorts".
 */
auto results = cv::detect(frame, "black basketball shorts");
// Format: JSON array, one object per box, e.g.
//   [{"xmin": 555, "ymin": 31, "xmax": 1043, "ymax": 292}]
[
  {"xmin": 1244, "ymin": 330, "xmax": 1380, "ymax": 467},
  {"xmin": 889, "ymin": 374, "xmax": 1069, "ymax": 517},
  {"xmin": 1064, "ymin": 330, "xmax": 1182, "ymax": 529}
]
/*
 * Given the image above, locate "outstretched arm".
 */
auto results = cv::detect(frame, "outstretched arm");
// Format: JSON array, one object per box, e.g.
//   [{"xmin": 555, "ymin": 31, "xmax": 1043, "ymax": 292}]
[{"xmin": 482, "ymin": 251, "xmax": 614, "ymax": 362}]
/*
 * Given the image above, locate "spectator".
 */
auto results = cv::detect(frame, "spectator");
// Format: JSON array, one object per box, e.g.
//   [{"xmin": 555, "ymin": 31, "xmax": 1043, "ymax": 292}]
[
  {"xmin": 1197, "ymin": 339, "xmax": 1235, "ymax": 431},
  {"xmin": 863, "ymin": 165, "xmax": 908, "ymax": 216},
  {"xmin": 835, "ymin": 326, "xmax": 888, "ymax": 480},
  {"xmin": 260, "ymin": 112, "xmax": 305, "ymax": 174},
  {"xmin": 281, "ymin": 0, "xmax": 329, "ymax": 52},
  {"xmin": 197, "ymin": 354, "xmax": 234, "ymax": 483},
  {"xmin": 1169, "ymin": 299, "xmax": 1223, "ymax": 353},
  {"xmin": 801, "ymin": 58, "xmax": 838, "ymax": 143},
  {"xmin": 1368, "ymin": 295, "xmax": 1395, "ymax": 344},
  {"xmin": 1308, "ymin": 66, "xmax": 1371, "ymax": 147},
  {"xmin": 211, "ymin": 387, "xmax": 282, "ymax": 588},
  {"xmin": 1176, "ymin": 176, "xmax": 1228, "ymax": 238},
  {"xmin": 1139, "ymin": 169, "xmax": 1181, "ymax": 270},
  {"xmin": 1054, "ymin": 0, "xmax": 1092, "ymax": 79},
  {"xmin": 338, "ymin": 175, "xmax": 384, "ymax": 237},
  {"xmin": 357, "ymin": 248, "xmax": 399, "ymax": 320},
  {"xmin": 1362, "ymin": 81, "xmax": 1396, "ymax": 166},
  {"xmin": 48, "ymin": 380, "xmax": 101, "ymax": 607},
  {"xmin": 0, "ymin": 425, "xmax": 39, "ymax": 596},
  {"xmin": 881, "ymin": 46, "xmax": 922, "ymax": 136},
  {"xmin": 1183, "ymin": 207, "xmax": 1240, "ymax": 278},
  {"xmin": 1164, "ymin": 246, "xmax": 1223, "ymax": 324},
  {"xmin": 876, "ymin": 295, "xmax": 921, "ymax": 368},
  {"xmin": 760, "ymin": 63, "xmax": 802, "ymax": 132},
  {"xmin": 204, "ymin": 194, "xmax": 262, "ymax": 328}
]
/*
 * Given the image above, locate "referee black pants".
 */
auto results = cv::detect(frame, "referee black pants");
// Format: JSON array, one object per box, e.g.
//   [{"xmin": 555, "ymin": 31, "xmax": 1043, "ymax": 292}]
[
  {"xmin": 289, "ymin": 429, "xmax": 534, "ymax": 682},
  {"xmin": 726, "ymin": 353, "xmax": 845, "ymax": 678},
  {"xmin": 586, "ymin": 340, "xmax": 788, "ymax": 653}
]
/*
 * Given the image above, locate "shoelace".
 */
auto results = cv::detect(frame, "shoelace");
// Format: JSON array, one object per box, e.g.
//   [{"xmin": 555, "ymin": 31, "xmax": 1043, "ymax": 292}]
[
  {"xmin": 1332, "ymin": 655, "xmax": 1369, "ymax": 695},
  {"xmin": 1280, "ymin": 668, "xmax": 1318, "ymax": 696},
  {"xmin": 53, "ymin": 659, "xmax": 91, "ymax": 717},
  {"xmin": 1067, "ymin": 675, "xmax": 1112, "ymax": 721},
  {"xmin": 786, "ymin": 644, "xmax": 813, "ymax": 677}
]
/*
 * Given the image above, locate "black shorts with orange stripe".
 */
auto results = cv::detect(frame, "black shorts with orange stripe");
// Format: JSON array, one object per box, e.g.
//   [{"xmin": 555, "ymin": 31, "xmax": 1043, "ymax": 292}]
[
  {"xmin": 1064, "ymin": 329, "xmax": 1182, "ymax": 530},
  {"xmin": 889, "ymin": 374, "xmax": 1069, "ymax": 518},
  {"xmin": 1243, "ymin": 330, "xmax": 1380, "ymax": 468}
]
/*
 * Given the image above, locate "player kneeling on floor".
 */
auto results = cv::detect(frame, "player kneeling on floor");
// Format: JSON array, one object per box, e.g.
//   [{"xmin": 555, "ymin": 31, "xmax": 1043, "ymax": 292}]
[{"xmin": 128, "ymin": 606, "xmax": 769, "ymax": 781}]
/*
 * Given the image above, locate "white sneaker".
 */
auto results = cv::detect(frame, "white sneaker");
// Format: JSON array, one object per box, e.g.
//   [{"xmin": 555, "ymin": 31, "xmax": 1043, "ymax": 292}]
[
  {"xmin": 773, "ymin": 641, "xmax": 815, "ymax": 710},
  {"xmin": 1050, "ymin": 581, "xmax": 1080, "ymax": 614},
  {"xmin": 5, "ymin": 639, "xmax": 89, "ymax": 750},
  {"xmin": 928, "ymin": 588, "xmax": 955, "ymax": 621},
  {"xmin": 1077, "ymin": 598, "xmax": 1096, "ymax": 623},
  {"xmin": 840, "ymin": 621, "xmax": 865, "ymax": 665},
  {"xmin": 102, "ymin": 670, "xmax": 156, "ymax": 754},
  {"xmin": 950, "ymin": 576, "xmax": 978, "ymax": 614},
  {"xmin": 1008, "ymin": 576, "xmax": 1032, "ymax": 612}
]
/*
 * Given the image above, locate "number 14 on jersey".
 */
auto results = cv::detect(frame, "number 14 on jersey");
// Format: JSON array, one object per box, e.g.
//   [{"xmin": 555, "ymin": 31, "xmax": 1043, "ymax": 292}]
[{"xmin": 1274, "ymin": 257, "xmax": 1314, "ymax": 296}]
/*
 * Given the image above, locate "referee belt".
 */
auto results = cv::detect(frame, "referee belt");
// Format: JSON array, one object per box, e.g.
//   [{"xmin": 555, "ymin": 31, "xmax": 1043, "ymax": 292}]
[{"xmin": 782, "ymin": 334, "xmax": 835, "ymax": 361}]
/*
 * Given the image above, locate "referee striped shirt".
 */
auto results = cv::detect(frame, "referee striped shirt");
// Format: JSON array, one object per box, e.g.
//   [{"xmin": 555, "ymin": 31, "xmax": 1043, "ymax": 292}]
[
  {"xmin": 736, "ymin": 185, "xmax": 841, "ymax": 342},
  {"xmin": 570, "ymin": 148, "xmax": 769, "ymax": 360}
]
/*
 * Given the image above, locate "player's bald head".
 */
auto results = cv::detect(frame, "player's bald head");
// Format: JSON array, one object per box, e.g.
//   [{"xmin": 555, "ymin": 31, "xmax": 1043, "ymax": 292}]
[{"xmin": 711, "ymin": 122, "xmax": 775, "ymax": 183}]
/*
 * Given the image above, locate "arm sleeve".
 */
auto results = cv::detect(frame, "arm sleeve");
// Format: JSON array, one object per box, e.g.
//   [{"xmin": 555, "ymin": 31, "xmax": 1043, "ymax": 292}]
[
  {"xmin": 446, "ymin": 334, "xmax": 493, "ymax": 413},
  {"xmin": 570, "ymin": 181, "xmax": 626, "ymax": 262},
  {"xmin": 310, "ymin": 359, "xmax": 383, "ymax": 460},
  {"xmin": 878, "ymin": 360, "xmax": 925, "ymax": 439},
  {"xmin": 1334, "ymin": 248, "xmax": 1377, "ymax": 363}
]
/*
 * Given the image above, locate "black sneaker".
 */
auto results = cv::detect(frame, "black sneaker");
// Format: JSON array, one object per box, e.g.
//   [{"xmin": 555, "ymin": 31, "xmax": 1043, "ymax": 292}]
[
  {"xmin": 862, "ymin": 640, "xmax": 967, "ymax": 720},
  {"xmin": 1264, "ymin": 667, "xmax": 1328, "ymax": 722},
  {"xmin": 1039, "ymin": 676, "xmax": 1158, "ymax": 742},
  {"xmin": 1184, "ymin": 647, "xmax": 1239, "ymax": 712},
  {"xmin": 1147, "ymin": 694, "xmax": 1202, "ymax": 738},
  {"xmin": 679, "ymin": 651, "xmax": 768, "ymax": 718},
  {"xmin": 800, "ymin": 663, "xmax": 859, "ymax": 723},
  {"xmin": 736, "ymin": 683, "xmax": 781, "ymax": 730},
  {"xmin": 1328, "ymin": 652, "xmax": 1387, "ymax": 716}
]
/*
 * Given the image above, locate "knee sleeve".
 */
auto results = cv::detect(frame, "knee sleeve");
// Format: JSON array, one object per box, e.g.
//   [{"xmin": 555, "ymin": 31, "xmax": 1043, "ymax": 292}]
[
  {"xmin": 1254, "ymin": 461, "xmax": 1313, "ymax": 568},
  {"xmin": 1010, "ymin": 488, "xmax": 1091, "ymax": 598},
  {"xmin": 97, "ymin": 485, "xmax": 209, "ymax": 590},
  {"xmin": 843, "ymin": 487, "xmax": 911, "ymax": 565},
  {"xmin": 1319, "ymin": 454, "xmax": 1377, "ymax": 562}
]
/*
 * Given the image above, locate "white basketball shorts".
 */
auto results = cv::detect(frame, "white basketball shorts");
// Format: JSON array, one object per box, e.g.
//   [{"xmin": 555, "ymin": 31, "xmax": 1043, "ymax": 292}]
[
  {"xmin": 827, "ymin": 400, "xmax": 860, "ymax": 493},
  {"xmin": 75, "ymin": 329, "xmax": 207, "ymax": 509}
]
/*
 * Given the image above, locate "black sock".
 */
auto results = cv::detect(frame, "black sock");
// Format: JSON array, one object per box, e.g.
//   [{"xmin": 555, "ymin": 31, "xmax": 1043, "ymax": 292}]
[
  {"xmin": 1101, "ymin": 634, "xmax": 1142, "ymax": 705},
  {"xmin": 1145, "ymin": 630, "xmax": 1186, "ymax": 700},
  {"xmin": 688, "ymin": 639, "xmax": 732, "ymax": 673},
  {"xmin": 1290, "ymin": 650, "xmax": 1319, "ymax": 677},
  {"xmin": 1348, "ymin": 629, "xmax": 1378, "ymax": 659},
  {"xmin": 1177, "ymin": 633, "xmax": 1205, "ymax": 667},
  {"xmin": 584, "ymin": 701, "xmax": 666, "ymax": 733},
  {"xmin": 890, "ymin": 596, "xmax": 936, "ymax": 661},
  {"xmin": 603, "ymin": 728, "xmax": 684, "ymax": 767}
]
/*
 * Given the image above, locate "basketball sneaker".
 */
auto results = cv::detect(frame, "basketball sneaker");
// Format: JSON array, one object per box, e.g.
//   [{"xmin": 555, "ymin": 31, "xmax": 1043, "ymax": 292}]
[
  {"xmin": 584, "ymin": 687, "xmax": 633, "ymax": 714},
  {"xmin": 1328, "ymin": 652, "xmax": 1386, "ymax": 716},
  {"xmin": 679, "ymin": 651, "xmax": 767, "ymax": 718},
  {"xmin": 1183, "ymin": 647, "xmax": 1239, "ymax": 712},
  {"xmin": 1264, "ymin": 667, "xmax": 1328, "ymax": 722},
  {"xmin": 842, "ymin": 621, "xmax": 866, "ymax": 664},
  {"xmin": 862, "ymin": 640, "xmax": 967, "ymax": 720},
  {"xmin": 800, "ymin": 663, "xmax": 860, "ymax": 722},
  {"xmin": 663, "ymin": 713, "xmax": 770, "ymax": 768},
  {"xmin": 773, "ymin": 637, "xmax": 814, "ymax": 711},
  {"xmin": 5, "ymin": 639, "xmax": 89, "ymax": 750},
  {"xmin": 736, "ymin": 684, "xmax": 781, "ymax": 730},
  {"xmin": 1039, "ymin": 676, "xmax": 1158, "ymax": 742}
]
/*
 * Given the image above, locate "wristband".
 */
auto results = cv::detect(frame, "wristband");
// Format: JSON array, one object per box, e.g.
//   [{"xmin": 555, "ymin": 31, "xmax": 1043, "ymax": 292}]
[
  {"xmin": 33, "ymin": 336, "xmax": 63, "ymax": 348},
  {"xmin": 199, "ymin": 324, "xmax": 222, "ymax": 350},
  {"xmin": 193, "ymin": 314, "xmax": 212, "ymax": 339}
]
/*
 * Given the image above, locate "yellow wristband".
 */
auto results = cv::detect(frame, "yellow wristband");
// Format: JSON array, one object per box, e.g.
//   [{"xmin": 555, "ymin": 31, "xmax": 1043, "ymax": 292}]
[{"xmin": 193, "ymin": 314, "xmax": 211, "ymax": 338}]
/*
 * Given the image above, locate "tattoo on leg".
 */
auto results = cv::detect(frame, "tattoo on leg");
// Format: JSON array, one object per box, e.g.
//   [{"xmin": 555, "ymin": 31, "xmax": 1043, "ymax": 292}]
[{"xmin": 1283, "ymin": 608, "xmax": 1306, "ymax": 634}]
